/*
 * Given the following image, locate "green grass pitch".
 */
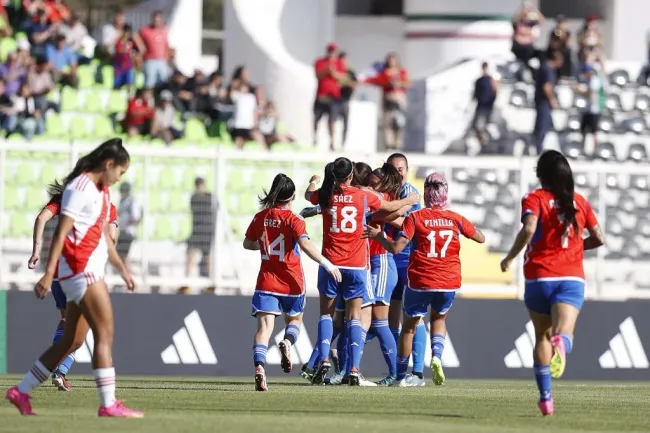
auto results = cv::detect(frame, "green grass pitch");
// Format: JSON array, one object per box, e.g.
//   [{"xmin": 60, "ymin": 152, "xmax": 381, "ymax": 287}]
[{"xmin": 0, "ymin": 375, "xmax": 649, "ymax": 432}]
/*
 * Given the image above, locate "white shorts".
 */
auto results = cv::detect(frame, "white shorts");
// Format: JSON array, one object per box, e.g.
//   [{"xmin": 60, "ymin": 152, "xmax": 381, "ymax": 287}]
[{"xmin": 59, "ymin": 271, "xmax": 104, "ymax": 304}]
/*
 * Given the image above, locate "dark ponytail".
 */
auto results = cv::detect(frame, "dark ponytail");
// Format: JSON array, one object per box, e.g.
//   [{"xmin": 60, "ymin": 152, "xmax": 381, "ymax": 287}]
[
  {"xmin": 372, "ymin": 163, "xmax": 402, "ymax": 200},
  {"xmin": 47, "ymin": 138, "xmax": 129, "ymax": 199},
  {"xmin": 536, "ymin": 150, "xmax": 578, "ymax": 232},
  {"xmin": 258, "ymin": 173, "xmax": 295, "ymax": 209},
  {"xmin": 318, "ymin": 157, "xmax": 354, "ymax": 209},
  {"xmin": 352, "ymin": 162, "xmax": 372, "ymax": 187}
]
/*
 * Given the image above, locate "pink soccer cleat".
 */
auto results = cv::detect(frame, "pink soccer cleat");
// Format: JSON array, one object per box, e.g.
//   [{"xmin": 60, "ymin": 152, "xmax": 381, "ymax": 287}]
[
  {"xmin": 255, "ymin": 366, "xmax": 268, "ymax": 391},
  {"xmin": 278, "ymin": 339, "xmax": 292, "ymax": 374},
  {"xmin": 98, "ymin": 400, "xmax": 144, "ymax": 418},
  {"xmin": 538, "ymin": 398, "xmax": 555, "ymax": 416},
  {"xmin": 550, "ymin": 335, "xmax": 567, "ymax": 379},
  {"xmin": 6, "ymin": 386, "xmax": 35, "ymax": 416}
]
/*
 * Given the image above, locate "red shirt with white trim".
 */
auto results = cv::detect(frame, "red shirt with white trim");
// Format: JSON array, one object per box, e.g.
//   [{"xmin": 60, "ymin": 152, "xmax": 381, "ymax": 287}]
[
  {"xmin": 245, "ymin": 206, "xmax": 309, "ymax": 296},
  {"xmin": 369, "ymin": 192, "xmax": 391, "ymax": 256},
  {"xmin": 309, "ymin": 185, "xmax": 382, "ymax": 268},
  {"xmin": 401, "ymin": 208, "xmax": 476, "ymax": 290},
  {"xmin": 521, "ymin": 189, "xmax": 598, "ymax": 280}
]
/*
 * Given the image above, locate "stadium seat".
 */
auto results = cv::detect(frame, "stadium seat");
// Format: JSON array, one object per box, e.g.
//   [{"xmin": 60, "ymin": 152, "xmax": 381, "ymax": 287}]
[
  {"xmin": 573, "ymin": 93, "xmax": 587, "ymax": 110},
  {"xmin": 178, "ymin": 215, "xmax": 192, "ymax": 241},
  {"xmin": 624, "ymin": 116, "xmax": 647, "ymax": 134},
  {"xmin": 627, "ymin": 143, "xmax": 648, "ymax": 162},
  {"xmin": 16, "ymin": 162, "xmax": 36, "ymax": 185},
  {"xmin": 561, "ymin": 139, "xmax": 585, "ymax": 159},
  {"xmin": 157, "ymin": 167, "xmax": 178, "ymax": 190},
  {"xmin": 184, "ymin": 118, "xmax": 208, "ymax": 143},
  {"xmin": 77, "ymin": 65, "xmax": 95, "ymax": 89},
  {"xmin": 565, "ymin": 113, "xmax": 581, "ymax": 132},
  {"xmin": 509, "ymin": 89, "xmax": 528, "ymax": 108},
  {"xmin": 634, "ymin": 93, "xmax": 650, "ymax": 112},
  {"xmin": 149, "ymin": 138, "xmax": 166, "ymax": 147},
  {"xmin": 169, "ymin": 191, "xmax": 189, "ymax": 213},
  {"xmin": 101, "ymin": 65, "xmax": 114, "ymax": 89},
  {"xmin": 4, "ymin": 188, "xmax": 21, "ymax": 210},
  {"xmin": 154, "ymin": 217, "xmax": 173, "ymax": 240},
  {"xmin": 243, "ymin": 141, "xmax": 265, "ymax": 152},
  {"xmin": 148, "ymin": 190, "xmax": 166, "ymax": 213},
  {"xmin": 108, "ymin": 90, "xmax": 127, "ymax": 113},
  {"xmin": 0, "ymin": 37, "xmax": 16, "ymax": 62},
  {"xmin": 595, "ymin": 141, "xmax": 616, "ymax": 161},
  {"xmin": 44, "ymin": 113, "xmax": 65, "ymax": 138},
  {"xmin": 598, "ymin": 114, "xmax": 614, "ymax": 133},
  {"xmin": 609, "ymin": 69, "xmax": 630, "ymax": 87},
  {"xmin": 93, "ymin": 116, "xmax": 115, "ymax": 138},
  {"xmin": 69, "ymin": 116, "xmax": 90, "ymax": 139},
  {"xmin": 60, "ymin": 87, "xmax": 80, "ymax": 111},
  {"xmin": 606, "ymin": 93, "xmax": 623, "ymax": 112},
  {"xmin": 630, "ymin": 174, "xmax": 648, "ymax": 190},
  {"xmin": 270, "ymin": 142, "xmax": 294, "ymax": 152},
  {"xmin": 84, "ymin": 92, "xmax": 104, "ymax": 113},
  {"xmin": 25, "ymin": 188, "xmax": 45, "ymax": 211},
  {"xmin": 10, "ymin": 213, "xmax": 31, "ymax": 237}
]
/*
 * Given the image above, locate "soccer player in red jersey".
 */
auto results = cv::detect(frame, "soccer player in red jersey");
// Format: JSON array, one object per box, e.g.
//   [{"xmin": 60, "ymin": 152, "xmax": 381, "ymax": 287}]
[
  {"xmin": 500, "ymin": 150, "xmax": 604, "ymax": 416},
  {"xmin": 305, "ymin": 157, "xmax": 419, "ymax": 385},
  {"xmin": 366, "ymin": 173, "xmax": 484, "ymax": 386},
  {"xmin": 7, "ymin": 138, "xmax": 142, "ymax": 418},
  {"xmin": 28, "ymin": 190, "xmax": 118, "ymax": 392},
  {"xmin": 243, "ymin": 174, "xmax": 341, "ymax": 391}
]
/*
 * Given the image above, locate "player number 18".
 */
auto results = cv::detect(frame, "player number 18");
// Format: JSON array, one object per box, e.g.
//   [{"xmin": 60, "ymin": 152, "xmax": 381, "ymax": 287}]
[
  {"xmin": 426, "ymin": 230, "xmax": 454, "ymax": 258},
  {"xmin": 328, "ymin": 206, "xmax": 357, "ymax": 233}
]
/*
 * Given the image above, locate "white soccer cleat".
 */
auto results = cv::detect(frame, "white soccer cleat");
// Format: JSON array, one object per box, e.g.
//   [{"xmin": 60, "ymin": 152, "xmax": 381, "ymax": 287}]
[
  {"xmin": 389, "ymin": 378, "xmax": 408, "ymax": 387},
  {"xmin": 404, "ymin": 374, "xmax": 426, "ymax": 387},
  {"xmin": 358, "ymin": 375, "xmax": 378, "ymax": 387}
]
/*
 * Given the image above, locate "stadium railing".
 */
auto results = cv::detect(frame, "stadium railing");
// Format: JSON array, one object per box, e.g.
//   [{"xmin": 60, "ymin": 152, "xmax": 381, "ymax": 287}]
[{"xmin": 1, "ymin": 140, "xmax": 650, "ymax": 300}]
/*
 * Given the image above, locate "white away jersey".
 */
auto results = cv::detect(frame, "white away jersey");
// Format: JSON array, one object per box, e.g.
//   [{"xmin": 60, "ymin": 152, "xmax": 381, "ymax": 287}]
[{"xmin": 58, "ymin": 174, "xmax": 111, "ymax": 279}]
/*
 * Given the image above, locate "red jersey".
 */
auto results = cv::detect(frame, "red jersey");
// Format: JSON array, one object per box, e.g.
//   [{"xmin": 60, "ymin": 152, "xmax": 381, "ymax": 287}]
[
  {"xmin": 402, "ymin": 208, "xmax": 476, "ymax": 290},
  {"xmin": 521, "ymin": 189, "xmax": 598, "ymax": 280},
  {"xmin": 364, "ymin": 68, "xmax": 409, "ymax": 95},
  {"xmin": 309, "ymin": 185, "xmax": 382, "ymax": 268},
  {"xmin": 314, "ymin": 57, "xmax": 345, "ymax": 99},
  {"xmin": 245, "ymin": 206, "xmax": 309, "ymax": 296},
  {"xmin": 45, "ymin": 197, "xmax": 118, "ymax": 279},
  {"xmin": 369, "ymin": 192, "xmax": 391, "ymax": 256}
]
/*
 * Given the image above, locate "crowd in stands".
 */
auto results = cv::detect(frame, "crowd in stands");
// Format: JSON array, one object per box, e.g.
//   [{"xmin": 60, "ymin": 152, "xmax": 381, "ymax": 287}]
[{"xmin": 0, "ymin": 2, "xmax": 294, "ymax": 149}]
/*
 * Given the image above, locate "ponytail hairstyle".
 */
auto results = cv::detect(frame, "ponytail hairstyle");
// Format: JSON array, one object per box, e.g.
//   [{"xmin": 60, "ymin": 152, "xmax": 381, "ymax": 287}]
[
  {"xmin": 258, "ymin": 173, "xmax": 296, "ymax": 209},
  {"xmin": 318, "ymin": 157, "xmax": 354, "ymax": 209},
  {"xmin": 371, "ymin": 163, "xmax": 402, "ymax": 200},
  {"xmin": 47, "ymin": 138, "xmax": 129, "ymax": 199},
  {"xmin": 423, "ymin": 172, "xmax": 449, "ymax": 209},
  {"xmin": 352, "ymin": 161, "xmax": 372, "ymax": 187},
  {"xmin": 536, "ymin": 150, "xmax": 578, "ymax": 232}
]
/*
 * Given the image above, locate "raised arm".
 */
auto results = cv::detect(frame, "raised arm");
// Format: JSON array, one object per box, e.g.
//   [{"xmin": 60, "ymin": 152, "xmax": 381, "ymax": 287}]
[
  {"xmin": 304, "ymin": 175, "xmax": 320, "ymax": 201},
  {"xmin": 377, "ymin": 193, "xmax": 419, "ymax": 213},
  {"xmin": 364, "ymin": 224, "xmax": 410, "ymax": 254}
]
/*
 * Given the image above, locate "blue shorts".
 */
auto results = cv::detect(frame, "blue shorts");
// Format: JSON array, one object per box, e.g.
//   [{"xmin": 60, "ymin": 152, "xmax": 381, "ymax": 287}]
[
  {"xmin": 51, "ymin": 280, "xmax": 67, "ymax": 310},
  {"xmin": 251, "ymin": 292, "xmax": 305, "ymax": 317},
  {"xmin": 403, "ymin": 287, "xmax": 456, "ymax": 318},
  {"xmin": 524, "ymin": 279, "xmax": 585, "ymax": 315},
  {"xmin": 370, "ymin": 254, "xmax": 398, "ymax": 305},
  {"xmin": 114, "ymin": 69, "xmax": 135, "ymax": 89},
  {"xmin": 319, "ymin": 266, "xmax": 373, "ymax": 305},
  {"xmin": 391, "ymin": 266, "xmax": 408, "ymax": 301}
]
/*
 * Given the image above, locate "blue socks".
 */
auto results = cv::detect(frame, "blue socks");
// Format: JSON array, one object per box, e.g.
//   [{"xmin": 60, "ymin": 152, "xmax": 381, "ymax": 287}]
[
  {"xmin": 412, "ymin": 321, "xmax": 426, "ymax": 374},
  {"xmin": 284, "ymin": 324, "xmax": 300, "ymax": 345},
  {"xmin": 348, "ymin": 319, "xmax": 363, "ymax": 371},
  {"xmin": 52, "ymin": 324, "xmax": 75, "ymax": 376},
  {"xmin": 372, "ymin": 319, "xmax": 397, "ymax": 376},
  {"xmin": 431, "ymin": 333, "xmax": 445, "ymax": 360},
  {"xmin": 558, "ymin": 333, "xmax": 573, "ymax": 353},
  {"xmin": 253, "ymin": 344, "xmax": 267, "ymax": 367},
  {"xmin": 307, "ymin": 346, "xmax": 320, "ymax": 369},
  {"xmin": 390, "ymin": 327, "xmax": 401, "ymax": 345},
  {"xmin": 396, "ymin": 354, "xmax": 409, "ymax": 380},
  {"xmin": 338, "ymin": 322, "xmax": 348, "ymax": 374},
  {"xmin": 317, "ymin": 315, "xmax": 333, "ymax": 363},
  {"xmin": 534, "ymin": 364, "xmax": 552, "ymax": 401}
]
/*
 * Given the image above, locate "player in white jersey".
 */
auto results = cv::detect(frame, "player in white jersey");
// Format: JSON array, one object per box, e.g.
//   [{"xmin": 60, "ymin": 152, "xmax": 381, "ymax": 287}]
[{"xmin": 6, "ymin": 138, "xmax": 144, "ymax": 418}]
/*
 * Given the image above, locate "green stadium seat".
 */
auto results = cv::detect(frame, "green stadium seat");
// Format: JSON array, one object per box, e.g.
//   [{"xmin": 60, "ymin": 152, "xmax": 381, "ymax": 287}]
[
  {"xmin": 181, "ymin": 168, "xmax": 197, "ymax": 190},
  {"xmin": 6, "ymin": 134, "xmax": 26, "ymax": 144},
  {"xmin": 184, "ymin": 118, "xmax": 208, "ymax": 143},
  {"xmin": 154, "ymin": 217, "xmax": 173, "ymax": 240},
  {"xmin": 101, "ymin": 65, "xmax": 114, "ymax": 89},
  {"xmin": 108, "ymin": 90, "xmax": 127, "ymax": 113},
  {"xmin": 14, "ymin": 32, "xmax": 27, "ymax": 42},
  {"xmin": 149, "ymin": 138, "xmax": 166, "ymax": 147},
  {"xmin": 157, "ymin": 167, "xmax": 177, "ymax": 190},
  {"xmin": 39, "ymin": 164, "xmax": 60, "ymax": 185},
  {"xmin": 60, "ymin": 87, "xmax": 80, "ymax": 111},
  {"xmin": 16, "ymin": 162, "xmax": 36, "ymax": 185},
  {"xmin": 10, "ymin": 213, "xmax": 32, "ymax": 237},
  {"xmin": 4, "ymin": 188, "xmax": 21, "ymax": 210},
  {"xmin": 77, "ymin": 65, "xmax": 95, "ymax": 89},
  {"xmin": 207, "ymin": 121, "xmax": 220, "ymax": 138},
  {"xmin": 244, "ymin": 141, "xmax": 266, "ymax": 152},
  {"xmin": 148, "ymin": 190, "xmax": 166, "ymax": 213},
  {"xmin": 0, "ymin": 37, "xmax": 16, "ymax": 63},
  {"xmin": 44, "ymin": 113, "xmax": 66, "ymax": 138},
  {"xmin": 135, "ymin": 71, "xmax": 145, "ymax": 88},
  {"xmin": 69, "ymin": 116, "xmax": 90, "ymax": 139},
  {"xmin": 25, "ymin": 187, "xmax": 45, "ymax": 211},
  {"xmin": 271, "ymin": 142, "xmax": 295, "ymax": 152},
  {"xmin": 168, "ymin": 191, "xmax": 189, "ymax": 213},
  {"xmin": 84, "ymin": 92, "xmax": 103, "ymax": 113},
  {"xmin": 178, "ymin": 215, "xmax": 191, "ymax": 242},
  {"xmin": 93, "ymin": 116, "xmax": 114, "ymax": 138}
]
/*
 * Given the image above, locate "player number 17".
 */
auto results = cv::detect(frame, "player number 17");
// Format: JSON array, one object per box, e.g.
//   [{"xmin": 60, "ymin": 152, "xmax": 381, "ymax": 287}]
[{"xmin": 426, "ymin": 230, "xmax": 454, "ymax": 258}]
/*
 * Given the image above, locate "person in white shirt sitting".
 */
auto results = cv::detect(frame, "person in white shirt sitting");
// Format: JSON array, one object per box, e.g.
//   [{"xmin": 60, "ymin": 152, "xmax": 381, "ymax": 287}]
[{"xmin": 229, "ymin": 81, "xmax": 265, "ymax": 149}]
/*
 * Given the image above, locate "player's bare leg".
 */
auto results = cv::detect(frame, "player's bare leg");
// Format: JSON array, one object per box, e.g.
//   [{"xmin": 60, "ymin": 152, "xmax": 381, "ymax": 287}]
[
  {"xmin": 550, "ymin": 303, "xmax": 579, "ymax": 379},
  {"xmin": 530, "ymin": 310, "xmax": 554, "ymax": 416}
]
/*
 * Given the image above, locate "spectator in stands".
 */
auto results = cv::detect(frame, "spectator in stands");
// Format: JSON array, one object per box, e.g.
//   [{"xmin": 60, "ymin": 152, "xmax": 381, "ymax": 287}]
[
  {"xmin": 472, "ymin": 62, "xmax": 498, "ymax": 147},
  {"xmin": 46, "ymin": 33, "xmax": 78, "ymax": 87},
  {"xmin": 575, "ymin": 63, "xmax": 606, "ymax": 153},
  {"xmin": 365, "ymin": 53, "xmax": 411, "ymax": 150},
  {"xmin": 45, "ymin": 0, "xmax": 70, "ymax": 25},
  {"xmin": 117, "ymin": 182, "xmax": 140, "ymax": 270},
  {"xmin": 165, "ymin": 69, "xmax": 194, "ymax": 113},
  {"xmin": 124, "ymin": 88, "xmax": 154, "ymax": 137},
  {"xmin": 314, "ymin": 42, "xmax": 346, "ymax": 150},
  {"xmin": 27, "ymin": 8, "xmax": 58, "ymax": 58},
  {"xmin": 259, "ymin": 101, "xmax": 294, "ymax": 147},
  {"xmin": 0, "ymin": 1, "xmax": 12, "ymax": 37},
  {"xmin": 100, "ymin": 9, "xmax": 125, "ymax": 59},
  {"xmin": 339, "ymin": 51, "xmax": 357, "ymax": 145},
  {"xmin": 63, "ymin": 13, "xmax": 88, "ymax": 62},
  {"xmin": 27, "ymin": 56, "xmax": 55, "ymax": 114},
  {"xmin": 14, "ymin": 81, "xmax": 43, "ymax": 139},
  {"xmin": 16, "ymin": 39, "xmax": 32, "ymax": 67},
  {"xmin": 198, "ymin": 72, "xmax": 227, "ymax": 121},
  {"xmin": 533, "ymin": 51, "xmax": 563, "ymax": 155},
  {"xmin": 578, "ymin": 14, "xmax": 604, "ymax": 68},
  {"xmin": 139, "ymin": 10, "xmax": 170, "ymax": 89},
  {"xmin": 511, "ymin": 2, "xmax": 544, "ymax": 70},
  {"xmin": 113, "ymin": 23, "xmax": 139, "ymax": 90},
  {"xmin": 150, "ymin": 89, "xmax": 182, "ymax": 145},
  {"xmin": 1, "ymin": 52, "xmax": 27, "ymax": 97},
  {"xmin": 0, "ymin": 79, "xmax": 17, "ymax": 135},
  {"xmin": 229, "ymin": 79, "xmax": 265, "ymax": 149},
  {"xmin": 547, "ymin": 15, "xmax": 572, "ymax": 78},
  {"xmin": 186, "ymin": 177, "xmax": 214, "ymax": 278}
]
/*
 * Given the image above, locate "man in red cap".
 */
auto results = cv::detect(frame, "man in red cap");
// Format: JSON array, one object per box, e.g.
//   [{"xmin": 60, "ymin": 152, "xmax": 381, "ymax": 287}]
[{"xmin": 314, "ymin": 42, "xmax": 347, "ymax": 150}]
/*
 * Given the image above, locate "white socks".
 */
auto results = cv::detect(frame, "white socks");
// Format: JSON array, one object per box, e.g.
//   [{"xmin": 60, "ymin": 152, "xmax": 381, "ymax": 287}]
[
  {"xmin": 17, "ymin": 361, "xmax": 51, "ymax": 394},
  {"xmin": 94, "ymin": 367, "xmax": 116, "ymax": 407}
]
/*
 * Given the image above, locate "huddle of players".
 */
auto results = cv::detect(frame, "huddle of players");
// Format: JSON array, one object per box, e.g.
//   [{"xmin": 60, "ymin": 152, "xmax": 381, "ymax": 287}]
[{"xmin": 243, "ymin": 150, "xmax": 605, "ymax": 416}]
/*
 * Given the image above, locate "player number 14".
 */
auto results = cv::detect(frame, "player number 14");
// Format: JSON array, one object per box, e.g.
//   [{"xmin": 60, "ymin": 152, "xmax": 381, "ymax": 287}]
[
  {"xmin": 426, "ymin": 230, "xmax": 454, "ymax": 258},
  {"xmin": 261, "ymin": 232, "xmax": 285, "ymax": 261}
]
